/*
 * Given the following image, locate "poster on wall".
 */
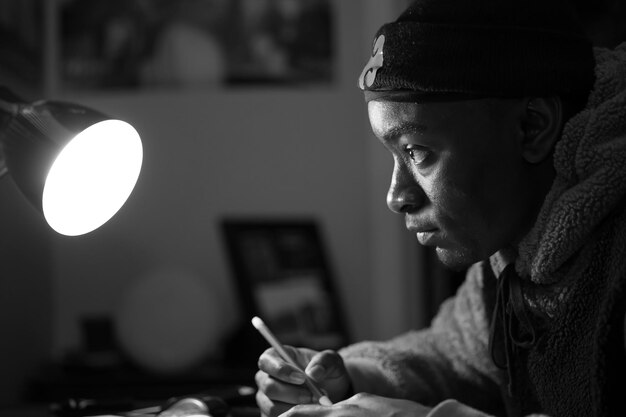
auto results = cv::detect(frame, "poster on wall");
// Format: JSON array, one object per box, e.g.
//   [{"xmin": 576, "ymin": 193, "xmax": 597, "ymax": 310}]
[
  {"xmin": 0, "ymin": 0, "xmax": 43, "ymax": 98},
  {"xmin": 59, "ymin": 0, "xmax": 334, "ymax": 91}
]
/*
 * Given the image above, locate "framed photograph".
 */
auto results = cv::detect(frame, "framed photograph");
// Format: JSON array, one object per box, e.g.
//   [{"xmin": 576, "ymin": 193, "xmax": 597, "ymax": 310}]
[
  {"xmin": 221, "ymin": 218, "xmax": 348, "ymax": 350},
  {"xmin": 0, "ymin": 0, "xmax": 44, "ymax": 97},
  {"xmin": 225, "ymin": 0, "xmax": 334, "ymax": 86},
  {"xmin": 56, "ymin": 0, "xmax": 334, "ymax": 91}
]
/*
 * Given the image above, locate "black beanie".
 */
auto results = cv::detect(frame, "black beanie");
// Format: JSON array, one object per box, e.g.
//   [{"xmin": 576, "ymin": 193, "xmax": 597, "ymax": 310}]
[{"xmin": 358, "ymin": 0, "xmax": 596, "ymax": 100}]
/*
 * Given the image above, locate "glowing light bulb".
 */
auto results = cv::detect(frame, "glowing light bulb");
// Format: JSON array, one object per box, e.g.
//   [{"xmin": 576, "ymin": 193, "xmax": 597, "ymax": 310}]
[{"xmin": 42, "ymin": 120, "xmax": 142, "ymax": 236}]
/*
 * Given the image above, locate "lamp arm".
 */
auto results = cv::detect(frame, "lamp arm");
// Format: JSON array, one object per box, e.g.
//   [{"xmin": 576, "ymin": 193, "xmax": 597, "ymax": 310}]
[
  {"xmin": 0, "ymin": 153, "xmax": 6, "ymax": 178},
  {"xmin": 0, "ymin": 98, "xmax": 19, "ymax": 116},
  {"xmin": 0, "ymin": 97, "xmax": 20, "ymax": 179}
]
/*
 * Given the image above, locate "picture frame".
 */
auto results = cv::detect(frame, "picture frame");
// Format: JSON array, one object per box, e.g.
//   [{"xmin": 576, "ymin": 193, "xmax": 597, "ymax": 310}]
[
  {"xmin": 221, "ymin": 218, "xmax": 348, "ymax": 351},
  {"xmin": 55, "ymin": 0, "xmax": 334, "ymax": 92},
  {"xmin": 0, "ymin": 0, "xmax": 44, "ymax": 98}
]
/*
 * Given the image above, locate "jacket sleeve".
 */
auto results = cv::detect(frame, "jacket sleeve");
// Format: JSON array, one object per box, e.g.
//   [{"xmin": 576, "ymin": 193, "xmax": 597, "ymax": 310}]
[{"xmin": 338, "ymin": 261, "xmax": 506, "ymax": 414}]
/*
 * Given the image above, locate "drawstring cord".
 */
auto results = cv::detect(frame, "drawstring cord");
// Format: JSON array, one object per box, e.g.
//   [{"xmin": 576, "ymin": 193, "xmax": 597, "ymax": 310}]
[{"xmin": 489, "ymin": 263, "xmax": 537, "ymax": 397}]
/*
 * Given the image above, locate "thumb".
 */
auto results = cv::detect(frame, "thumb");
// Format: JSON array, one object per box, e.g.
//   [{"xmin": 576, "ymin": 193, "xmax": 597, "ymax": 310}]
[{"xmin": 304, "ymin": 350, "xmax": 345, "ymax": 383}]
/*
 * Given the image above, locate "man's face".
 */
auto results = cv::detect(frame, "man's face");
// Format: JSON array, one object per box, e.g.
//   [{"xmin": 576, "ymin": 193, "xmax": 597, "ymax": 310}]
[{"xmin": 368, "ymin": 98, "xmax": 539, "ymax": 270}]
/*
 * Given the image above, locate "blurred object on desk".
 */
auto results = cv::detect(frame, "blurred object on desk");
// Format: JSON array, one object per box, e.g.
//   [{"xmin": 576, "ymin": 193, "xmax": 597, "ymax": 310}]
[
  {"xmin": 49, "ymin": 391, "xmax": 240, "ymax": 417},
  {"xmin": 0, "ymin": 404, "xmax": 49, "ymax": 417},
  {"xmin": 26, "ymin": 360, "xmax": 256, "ymax": 405},
  {"xmin": 114, "ymin": 266, "xmax": 224, "ymax": 376}
]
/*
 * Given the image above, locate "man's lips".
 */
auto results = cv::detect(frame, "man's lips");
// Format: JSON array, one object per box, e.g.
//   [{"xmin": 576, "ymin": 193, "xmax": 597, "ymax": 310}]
[
  {"xmin": 406, "ymin": 223, "xmax": 437, "ymax": 234},
  {"xmin": 406, "ymin": 223, "xmax": 438, "ymax": 245},
  {"xmin": 415, "ymin": 230, "xmax": 437, "ymax": 245}
]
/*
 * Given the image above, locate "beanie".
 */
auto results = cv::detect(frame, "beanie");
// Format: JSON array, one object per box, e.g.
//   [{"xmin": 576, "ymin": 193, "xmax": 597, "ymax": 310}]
[{"xmin": 358, "ymin": 0, "xmax": 596, "ymax": 100}]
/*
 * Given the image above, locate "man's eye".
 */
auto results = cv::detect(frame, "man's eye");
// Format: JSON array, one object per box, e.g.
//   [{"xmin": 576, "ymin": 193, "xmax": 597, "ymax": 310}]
[{"xmin": 404, "ymin": 145, "xmax": 430, "ymax": 165}]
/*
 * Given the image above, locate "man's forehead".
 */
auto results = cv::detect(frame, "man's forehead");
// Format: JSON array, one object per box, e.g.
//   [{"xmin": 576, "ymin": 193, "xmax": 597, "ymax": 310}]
[
  {"xmin": 367, "ymin": 96, "xmax": 503, "ymax": 141},
  {"xmin": 367, "ymin": 100, "xmax": 429, "ymax": 138},
  {"xmin": 368, "ymin": 99, "xmax": 421, "ymax": 117},
  {"xmin": 365, "ymin": 91, "xmax": 493, "ymax": 132},
  {"xmin": 367, "ymin": 98, "xmax": 449, "ymax": 122},
  {"xmin": 364, "ymin": 89, "xmax": 487, "ymax": 103}
]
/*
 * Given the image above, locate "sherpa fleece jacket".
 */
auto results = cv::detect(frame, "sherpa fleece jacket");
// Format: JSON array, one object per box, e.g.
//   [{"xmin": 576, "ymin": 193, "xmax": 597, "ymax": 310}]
[{"xmin": 339, "ymin": 43, "xmax": 626, "ymax": 417}]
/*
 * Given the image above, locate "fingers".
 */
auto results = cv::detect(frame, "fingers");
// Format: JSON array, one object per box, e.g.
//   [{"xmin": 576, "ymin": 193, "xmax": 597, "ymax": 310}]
[
  {"xmin": 280, "ymin": 403, "xmax": 337, "ymax": 417},
  {"xmin": 256, "ymin": 346, "xmax": 339, "ymax": 416},
  {"xmin": 258, "ymin": 347, "xmax": 307, "ymax": 384},
  {"xmin": 258, "ymin": 394, "xmax": 332, "ymax": 417},
  {"xmin": 256, "ymin": 388, "xmax": 294, "ymax": 417},
  {"xmin": 255, "ymin": 370, "xmax": 314, "ymax": 404},
  {"xmin": 305, "ymin": 350, "xmax": 344, "ymax": 382},
  {"xmin": 303, "ymin": 350, "xmax": 352, "ymax": 403},
  {"xmin": 256, "ymin": 371, "xmax": 323, "ymax": 417}
]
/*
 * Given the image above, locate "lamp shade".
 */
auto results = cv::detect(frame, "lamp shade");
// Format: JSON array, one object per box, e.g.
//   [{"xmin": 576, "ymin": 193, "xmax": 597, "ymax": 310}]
[{"xmin": 1, "ymin": 99, "xmax": 143, "ymax": 236}]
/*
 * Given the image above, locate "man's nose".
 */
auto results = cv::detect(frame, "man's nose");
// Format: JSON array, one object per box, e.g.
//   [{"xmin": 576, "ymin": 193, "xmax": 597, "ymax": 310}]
[{"xmin": 386, "ymin": 162, "xmax": 426, "ymax": 214}]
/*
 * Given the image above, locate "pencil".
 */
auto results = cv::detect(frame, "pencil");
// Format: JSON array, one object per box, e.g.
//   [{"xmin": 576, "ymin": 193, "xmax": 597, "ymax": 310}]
[{"xmin": 251, "ymin": 316, "xmax": 333, "ymax": 406}]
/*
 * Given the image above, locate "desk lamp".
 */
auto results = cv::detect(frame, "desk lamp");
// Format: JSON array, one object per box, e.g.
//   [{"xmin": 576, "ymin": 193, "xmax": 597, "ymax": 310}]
[{"xmin": 0, "ymin": 87, "xmax": 142, "ymax": 236}]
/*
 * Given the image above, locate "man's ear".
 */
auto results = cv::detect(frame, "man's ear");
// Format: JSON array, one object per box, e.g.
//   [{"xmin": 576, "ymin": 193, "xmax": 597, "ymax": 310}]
[{"xmin": 521, "ymin": 97, "xmax": 563, "ymax": 164}]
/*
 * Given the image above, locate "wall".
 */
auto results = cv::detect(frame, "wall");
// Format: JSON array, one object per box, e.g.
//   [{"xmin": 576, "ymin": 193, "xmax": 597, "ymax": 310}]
[
  {"xmin": 50, "ymin": 87, "xmax": 371, "ymax": 356},
  {"xmin": 0, "ymin": 0, "xmax": 424, "ymax": 406},
  {"xmin": 0, "ymin": 180, "xmax": 53, "ymax": 405},
  {"xmin": 49, "ymin": 1, "xmax": 369, "ymax": 357}
]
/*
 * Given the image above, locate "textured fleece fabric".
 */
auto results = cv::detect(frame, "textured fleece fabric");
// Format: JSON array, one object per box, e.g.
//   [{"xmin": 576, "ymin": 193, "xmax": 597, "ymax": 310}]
[{"xmin": 340, "ymin": 43, "xmax": 626, "ymax": 417}]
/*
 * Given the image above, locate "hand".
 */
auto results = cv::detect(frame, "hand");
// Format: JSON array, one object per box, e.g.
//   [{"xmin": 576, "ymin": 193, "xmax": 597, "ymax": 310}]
[
  {"xmin": 279, "ymin": 392, "xmax": 432, "ymax": 417},
  {"xmin": 255, "ymin": 347, "xmax": 352, "ymax": 417}
]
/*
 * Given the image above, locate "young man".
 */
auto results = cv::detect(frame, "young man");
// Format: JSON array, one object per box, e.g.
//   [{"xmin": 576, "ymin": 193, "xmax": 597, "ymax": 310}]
[{"xmin": 254, "ymin": 0, "xmax": 626, "ymax": 415}]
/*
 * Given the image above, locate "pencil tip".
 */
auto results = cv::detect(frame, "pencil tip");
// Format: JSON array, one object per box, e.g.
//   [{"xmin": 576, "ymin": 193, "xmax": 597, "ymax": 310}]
[{"xmin": 318, "ymin": 396, "xmax": 333, "ymax": 406}]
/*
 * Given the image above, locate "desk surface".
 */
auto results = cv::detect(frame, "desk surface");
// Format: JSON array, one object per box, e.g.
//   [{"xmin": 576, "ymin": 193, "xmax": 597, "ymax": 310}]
[
  {"xmin": 0, "ymin": 405, "xmax": 261, "ymax": 417},
  {"xmin": 28, "ymin": 362, "xmax": 256, "ymax": 399},
  {"xmin": 18, "ymin": 361, "xmax": 260, "ymax": 417},
  {"xmin": 0, "ymin": 405, "xmax": 48, "ymax": 417}
]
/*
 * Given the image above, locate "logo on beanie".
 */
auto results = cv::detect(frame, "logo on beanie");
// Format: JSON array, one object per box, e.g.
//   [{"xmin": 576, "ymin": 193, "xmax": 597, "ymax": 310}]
[{"xmin": 358, "ymin": 35, "xmax": 385, "ymax": 90}]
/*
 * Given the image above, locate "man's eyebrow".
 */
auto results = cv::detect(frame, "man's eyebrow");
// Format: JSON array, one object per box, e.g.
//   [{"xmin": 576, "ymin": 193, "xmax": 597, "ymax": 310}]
[{"xmin": 382, "ymin": 122, "xmax": 428, "ymax": 141}]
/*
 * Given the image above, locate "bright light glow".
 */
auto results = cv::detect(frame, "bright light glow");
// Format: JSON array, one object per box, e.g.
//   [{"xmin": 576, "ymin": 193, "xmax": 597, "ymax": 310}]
[{"xmin": 42, "ymin": 120, "xmax": 143, "ymax": 236}]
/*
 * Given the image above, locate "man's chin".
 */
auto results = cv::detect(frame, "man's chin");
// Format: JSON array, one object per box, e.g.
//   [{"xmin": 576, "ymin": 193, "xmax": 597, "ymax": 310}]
[{"xmin": 435, "ymin": 247, "xmax": 479, "ymax": 271}]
